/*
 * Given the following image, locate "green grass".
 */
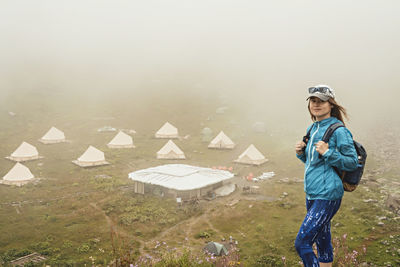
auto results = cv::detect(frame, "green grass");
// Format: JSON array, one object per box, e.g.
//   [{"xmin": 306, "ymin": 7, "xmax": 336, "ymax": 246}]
[{"xmin": 0, "ymin": 89, "xmax": 399, "ymax": 266}]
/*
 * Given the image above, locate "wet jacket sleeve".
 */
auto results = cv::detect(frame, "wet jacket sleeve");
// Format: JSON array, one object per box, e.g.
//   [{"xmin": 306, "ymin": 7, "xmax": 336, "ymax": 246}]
[
  {"xmin": 296, "ymin": 152, "xmax": 306, "ymax": 163},
  {"xmin": 322, "ymin": 127, "xmax": 358, "ymax": 171}
]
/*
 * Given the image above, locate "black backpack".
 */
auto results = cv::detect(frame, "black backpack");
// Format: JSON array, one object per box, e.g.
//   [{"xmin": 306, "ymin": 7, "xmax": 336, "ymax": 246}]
[{"xmin": 303, "ymin": 123, "xmax": 367, "ymax": 192}]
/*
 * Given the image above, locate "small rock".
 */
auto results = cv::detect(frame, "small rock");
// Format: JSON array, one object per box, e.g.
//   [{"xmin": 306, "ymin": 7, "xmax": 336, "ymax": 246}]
[
  {"xmin": 283, "ymin": 192, "xmax": 288, "ymax": 196},
  {"xmin": 378, "ymin": 216, "xmax": 387, "ymax": 220},
  {"xmin": 378, "ymin": 222, "xmax": 385, "ymax": 226},
  {"xmin": 363, "ymin": 199, "xmax": 377, "ymax": 203}
]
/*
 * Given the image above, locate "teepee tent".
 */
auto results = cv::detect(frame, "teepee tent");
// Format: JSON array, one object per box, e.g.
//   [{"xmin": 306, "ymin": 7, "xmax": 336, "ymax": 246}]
[
  {"xmin": 208, "ymin": 131, "xmax": 235, "ymax": 149},
  {"xmin": 157, "ymin": 140, "xmax": 185, "ymax": 159},
  {"xmin": 155, "ymin": 122, "xmax": 179, "ymax": 138},
  {"xmin": 204, "ymin": 241, "xmax": 228, "ymax": 256},
  {"xmin": 2, "ymin": 162, "xmax": 35, "ymax": 186},
  {"xmin": 39, "ymin": 126, "xmax": 66, "ymax": 144},
  {"xmin": 234, "ymin": 144, "xmax": 268, "ymax": 165},
  {"xmin": 6, "ymin": 142, "xmax": 41, "ymax": 162},
  {"xmin": 107, "ymin": 131, "xmax": 135, "ymax": 148},
  {"xmin": 72, "ymin": 146, "xmax": 109, "ymax": 167}
]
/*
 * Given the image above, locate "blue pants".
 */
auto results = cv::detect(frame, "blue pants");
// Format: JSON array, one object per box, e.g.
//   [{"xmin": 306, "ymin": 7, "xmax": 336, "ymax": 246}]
[{"xmin": 295, "ymin": 199, "xmax": 342, "ymax": 267}]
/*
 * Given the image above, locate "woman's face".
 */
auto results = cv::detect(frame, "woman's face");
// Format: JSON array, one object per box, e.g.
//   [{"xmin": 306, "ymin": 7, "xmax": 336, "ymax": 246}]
[{"xmin": 309, "ymin": 97, "xmax": 333, "ymax": 120}]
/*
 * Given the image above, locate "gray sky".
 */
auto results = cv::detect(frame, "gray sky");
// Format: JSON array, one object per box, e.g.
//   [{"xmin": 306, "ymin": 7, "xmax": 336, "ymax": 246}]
[{"xmin": 0, "ymin": 0, "xmax": 399, "ymax": 128}]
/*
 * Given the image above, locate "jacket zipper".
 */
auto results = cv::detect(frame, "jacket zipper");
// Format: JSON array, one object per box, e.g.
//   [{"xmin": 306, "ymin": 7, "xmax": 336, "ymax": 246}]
[{"xmin": 304, "ymin": 122, "xmax": 320, "ymax": 190}]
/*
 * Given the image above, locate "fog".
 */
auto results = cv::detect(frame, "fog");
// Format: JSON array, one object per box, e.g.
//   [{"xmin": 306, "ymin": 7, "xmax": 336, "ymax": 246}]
[{"xmin": 1, "ymin": 0, "xmax": 399, "ymax": 133}]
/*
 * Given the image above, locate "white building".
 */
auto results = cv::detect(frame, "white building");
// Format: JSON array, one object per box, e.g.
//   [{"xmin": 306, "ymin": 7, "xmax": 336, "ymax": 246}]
[{"xmin": 128, "ymin": 164, "xmax": 235, "ymax": 200}]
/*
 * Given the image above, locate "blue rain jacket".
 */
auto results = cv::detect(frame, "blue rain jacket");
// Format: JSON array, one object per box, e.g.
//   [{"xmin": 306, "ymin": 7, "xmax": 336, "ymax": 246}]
[{"xmin": 297, "ymin": 117, "xmax": 358, "ymax": 200}]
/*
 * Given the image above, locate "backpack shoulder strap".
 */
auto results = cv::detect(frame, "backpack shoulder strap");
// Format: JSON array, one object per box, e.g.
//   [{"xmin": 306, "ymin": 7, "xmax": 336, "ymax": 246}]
[
  {"xmin": 303, "ymin": 124, "xmax": 314, "ymax": 143},
  {"xmin": 322, "ymin": 122, "xmax": 345, "ymax": 143}
]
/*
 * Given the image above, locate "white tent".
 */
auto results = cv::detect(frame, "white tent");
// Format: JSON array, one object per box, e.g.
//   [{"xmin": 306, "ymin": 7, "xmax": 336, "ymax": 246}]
[
  {"xmin": 208, "ymin": 131, "xmax": 235, "ymax": 149},
  {"xmin": 6, "ymin": 142, "xmax": 41, "ymax": 162},
  {"xmin": 107, "ymin": 131, "xmax": 135, "ymax": 148},
  {"xmin": 157, "ymin": 140, "xmax": 185, "ymax": 159},
  {"xmin": 72, "ymin": 146, "xmax": 109, "ymax": 167},
  {"xmin": 128, "ymin": 164, "xmax": 234, "ymax": 199},
  {"xmin": 234, "ymin": 144, "xmax": 268, "ymax": 165},
  {"xmin": 2, "ymin": 162, "xmax": 34, "ymax": 186},
  {"xmin": 155, "ymin": 122, "xmax": 179, "ymax": 138},
  {"xmin": 39, "ymin": 126, "xmax": 66, "ymax": 144}
]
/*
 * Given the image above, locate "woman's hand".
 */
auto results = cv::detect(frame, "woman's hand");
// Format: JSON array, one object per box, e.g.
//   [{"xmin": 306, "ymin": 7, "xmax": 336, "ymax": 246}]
[
  {"xmin": 315, "ymin": 141, "xmax": 329, "ymax": 155},
  {"xmin": 295, "ymin": 141, "xmax": 307, "ymax": 155}
]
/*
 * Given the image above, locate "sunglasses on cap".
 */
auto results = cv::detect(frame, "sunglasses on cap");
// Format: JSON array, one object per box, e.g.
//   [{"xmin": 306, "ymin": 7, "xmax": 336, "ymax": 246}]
[{"xmin": 308, "ymin": 86, "xmax": 332, "ymax": 94}]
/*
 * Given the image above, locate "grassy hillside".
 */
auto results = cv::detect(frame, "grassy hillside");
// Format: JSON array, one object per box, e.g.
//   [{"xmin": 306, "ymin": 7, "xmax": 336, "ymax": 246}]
[{"xmin": 0, "ymin": 89, "xmax": 399, "ymax": 266}]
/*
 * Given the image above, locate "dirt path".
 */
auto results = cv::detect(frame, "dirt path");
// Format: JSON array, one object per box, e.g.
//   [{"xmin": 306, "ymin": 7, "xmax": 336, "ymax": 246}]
[
  {"xmin": 141, "ymin": 197, "xmax": 231, "ymax": 255},
  {"xmin": 89, "ymin": 202, "xmax": 130, "ymax": 237}
]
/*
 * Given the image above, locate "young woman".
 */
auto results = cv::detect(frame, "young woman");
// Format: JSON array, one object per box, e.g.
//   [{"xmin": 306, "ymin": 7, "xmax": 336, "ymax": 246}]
[{"xmin": 294, "ymin": 85, "xmax": 358, "ymax": 267}]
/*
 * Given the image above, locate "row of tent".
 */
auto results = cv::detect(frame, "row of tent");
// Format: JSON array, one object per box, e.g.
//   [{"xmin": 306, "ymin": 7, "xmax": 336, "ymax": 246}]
[
  {"xmin": 2, "ymin": 122, "xmax": 268, "ymax": 185},
  {"xmin": 4, "ymin": 138, "xmax": 267, "ymax": 165}
]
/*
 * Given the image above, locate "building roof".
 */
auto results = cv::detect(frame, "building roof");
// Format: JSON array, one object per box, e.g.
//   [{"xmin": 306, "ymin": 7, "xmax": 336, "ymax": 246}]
[{"xmin": 128, "ymin": 164, "xmax": 234, "ymax": 191}]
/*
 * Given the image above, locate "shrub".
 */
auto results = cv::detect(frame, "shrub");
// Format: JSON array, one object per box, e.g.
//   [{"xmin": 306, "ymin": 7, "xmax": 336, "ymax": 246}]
[
  {"xmin": 194, "ymin": 229, "xmax": 216, "ymax": 239},
  {"xmin": 77, "ymin": 243, "xmax": 90, "ymax": 254},
  {"xmin": 256, "ymin": 224, "xmax": 264, "ymax": 232},
  {"xmin": 62, "ymin": 240, "xmax": 73, "ymax": 249},
  {"xmin": 253, "ymin": 254, "xmax": 283, "ymax": 266}
]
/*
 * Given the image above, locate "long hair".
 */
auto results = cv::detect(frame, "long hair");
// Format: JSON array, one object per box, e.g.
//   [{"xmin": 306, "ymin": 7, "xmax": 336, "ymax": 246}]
[{"xmin": 308, "ymin": 98, "xmax": 348, "ymax": 125}]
